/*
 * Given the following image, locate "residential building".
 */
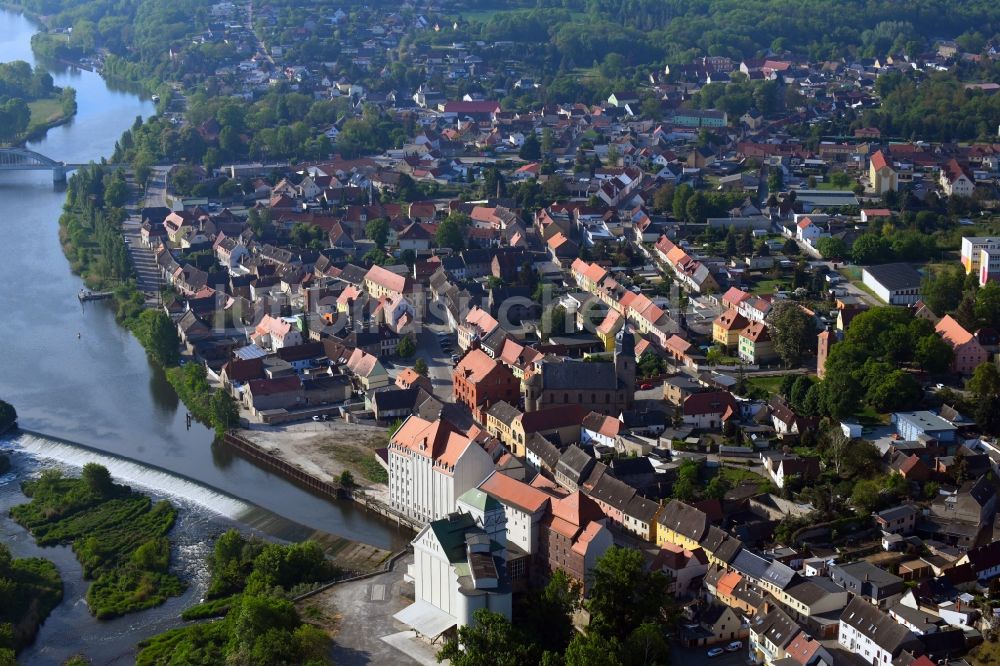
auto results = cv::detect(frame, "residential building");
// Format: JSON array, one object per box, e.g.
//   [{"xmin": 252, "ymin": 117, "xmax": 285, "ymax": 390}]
[
  {"xmin": 838, "ymin": 597, "xmax": 919, "ymax": 665},
  {"xmin": 682, "ymin": 391, "xmax": 739, "ymax": 430},
  {"xmin": 652, "ymin": 543, "xmax": 708, "ymax": 597},
  {"xmin": 940, "ymin": 159, "xmax": 975, "ymax": 197},
  {"xmin": 959, "ymin": 236, "xmax": 1000, "ymax": 276},
  {"xmin": 978, "ymin": 246, "xmax": 1000, "ymax": 286},
  {"xmin": 345, "ymin": 348, "xmax": 391, "ymax": 391},
  {"xmin": 875, "ymin": 505, "xmax": 919, "ymax": 536},
  {"xmin": 749, "ymin": 606, "xmax": 801, "ymax": 665},
  {"xmin": 829, "ymin": 561, "xmax": 905, "ymax": 609},
  {"xmin": 869, "ymin": 150, "xmax": 898, "ymax": 194},
  {"xmin": 713, "ymin": 308, "xmax": 751, "ymax": 350},
  {"xmin": 364, "ymin": 264, "xmax": 411, "ymax": 300},
  {"xmin": 739, "ymin": 321, "xmax": 777, "ymax": 364},
  {"xmin": 935, "ymin": 315, "xmax": 989, "ymax": 375},
  {"xmin": 387, "ymin": 416, "xmax": 496, "ymax": 524},
  {"xmin": 253, "ymin": 314, "xmax": 303, "ymax": 350},
  {"xmin": 453, "ymin": 349, "xmax": 520, "ymax": 421}
]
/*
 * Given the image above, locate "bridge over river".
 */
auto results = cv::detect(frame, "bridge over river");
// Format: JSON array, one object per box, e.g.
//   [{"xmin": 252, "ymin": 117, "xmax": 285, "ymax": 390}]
[{"xmin": 0, "ymin": 146, "xmax": 108, "ymax": 182}]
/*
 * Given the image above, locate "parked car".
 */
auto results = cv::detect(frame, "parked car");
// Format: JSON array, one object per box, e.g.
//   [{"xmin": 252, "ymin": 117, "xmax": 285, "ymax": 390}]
[
  {"xmin": 451, "ymin": 354, "xmax": 459, "ymax": 363},
  {"xmin": 707, "ymin": 648, "xmax": 725, "ymax": 658},
  {"xmin": 726, "ymin": 641, "xmax": 743, "ymax": 652},
  {"xmin": 639, "ymin": 382, "xmax": 653, "ymax": 390}
]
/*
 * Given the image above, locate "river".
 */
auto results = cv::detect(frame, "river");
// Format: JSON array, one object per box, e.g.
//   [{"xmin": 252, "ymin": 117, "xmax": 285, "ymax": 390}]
[{"xmin": 0, "ymin": 8, "xmax": 408, "ymax": 663}]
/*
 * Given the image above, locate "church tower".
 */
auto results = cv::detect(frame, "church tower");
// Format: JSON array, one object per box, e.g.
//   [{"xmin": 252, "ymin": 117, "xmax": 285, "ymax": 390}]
[{"xmin": 615, "ymin": 325, "xmax": 637, "ymax": 393}]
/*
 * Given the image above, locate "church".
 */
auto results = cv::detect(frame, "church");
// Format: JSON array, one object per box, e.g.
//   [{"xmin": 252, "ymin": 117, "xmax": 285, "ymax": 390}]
[{"xmin": 523, "ymin": 327, "xmax": 636, "ymax": 415}]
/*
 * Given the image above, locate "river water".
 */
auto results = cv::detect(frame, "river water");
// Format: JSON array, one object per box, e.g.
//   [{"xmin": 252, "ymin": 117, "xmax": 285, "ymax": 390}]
[{"xmin": 0, "ymin": 8, "xmax": 408, "ymax": 663}]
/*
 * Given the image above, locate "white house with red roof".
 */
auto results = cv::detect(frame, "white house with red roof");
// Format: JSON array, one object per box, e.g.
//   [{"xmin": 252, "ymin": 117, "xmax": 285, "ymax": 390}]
[{"xmin": 252, "ymin": 314, "xmax": 303, "ymax": 350}]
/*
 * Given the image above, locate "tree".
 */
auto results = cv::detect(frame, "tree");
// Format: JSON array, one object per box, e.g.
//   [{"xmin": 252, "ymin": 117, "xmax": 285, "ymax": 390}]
[
  {"xmin": 397, "ymin": 336, "xmax": 416, "ymax": 358},
  {"xmin": 789, "ymin": 375, "xmax": 813, "ymax": 411},
  {"xmin": 520, "ymin": 569, "xmax": 581, "ymax": 654},
  {"xmin": 624, "ymin": 622, "xmax": 670, "ymax": 666},
  {"xmin": 540, "ymin": 305, "xmax": 568, "ymax": 342},
  {"xmin": 851, "ymin": 478, "xmax": 883, "ymax": 514},
  {"xmin": 565, "ymin": 632, "xmax": 624, "ymax": 666},
  {"xmin": 210, "ymin": 390, "xmax": 239, "ymax": 436},
  {"xmin": 519, "ymin": 132, "xmax": 541, "ymax": 160},
  {"xmin": 766, "ymin": 301, "xmax": 813, "ymax": 367},
  {"xmin": 652, "ymin": 183, "xmax": 675, "ymax": 214},
  {"xmin": 921, "ymin": 266, "xmax": 965, "ymax": 316},
  {"xmin": 365, "ymin": 217, "xmax": 389, "ymax": 248},
  {"xmin": 437, "ymin": 609, "xmax": 533, "ymax": 666},
  {"xmin": 737, "ymin": 228, "xmax": 754, "ymax": 255},
  {"xmin": 914, "ymin": 334, "xmax": 953, "ymax": 374},
  {"xmin": 82, "ymin": 463, "xmax": 114, "ymax": 497},
  {"xmin": 724, "ymin": 229, "xmax": 738, "ymax": 257},
  {"xmin": 685, "ymin": 192, "xmax": 707, "ymax": 224},
  {"xmin": 339, "ymin": 470, "xmax": 354, "ymax": 487},
  {"xmin": 672, "ymin": 184, "xmax": 693, "ymax": 221},
  {"xmin": 136, "ymin": 309, "xmax": 180, "ymax": 367},
  {"xmin": 867, "ymin": 370, "xmax": 922, "ymax": 412},
  {"xmin": 851, "ymin": 234, "xmax": 893, "ymax": 264},
  {"xmin": 414, "ymin": 358, "xmax": 429, "ymax": 376},
  {"xmin": 815, "ymin": 237, "xmax": 847, "ymax": 260},
  {"xmin": 588, "ymin": 546, "xmax": 669, "ymax": 641},
  {"xmin": 967, "ymin": 362, "xmax": 1000, "ymax": 400},
  {"xmin": 767, "ymin": 167, "xmax": 784, "ymax": 193},
  {"xmin": 436, "ymin": 213, "xmax": 468, "ymax": 251},
  {"xmin": 974, "ymin": 280, "xmax": 1000, "ymax": 328},
  {"xmin": 0, "ymin": 399, "xmax": 16, "ymax": 431}
]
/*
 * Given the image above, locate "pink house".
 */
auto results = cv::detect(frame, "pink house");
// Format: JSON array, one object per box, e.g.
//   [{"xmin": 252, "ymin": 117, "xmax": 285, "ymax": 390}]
[{"xmin": 935, "ymin": 315, "xmax": 989, "ymax": 375}]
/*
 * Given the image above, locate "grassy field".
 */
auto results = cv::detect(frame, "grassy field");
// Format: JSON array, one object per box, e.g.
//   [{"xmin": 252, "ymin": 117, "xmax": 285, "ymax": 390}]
[
  {"xmin": 719, "ymin": 466, "xmax": 769, "ymax": 487},
  {"xmin": 745, "ymin": 375, "xmax": 785, "ymax": 395},
  {"xmin": 325, "ymin": 442, "xmax": 389, "ymax": 484},
  {"xmin": 753, "ymin": 278, "xmax": 791, "ymax": 294},
  {"xmin": 27, "ymin": 97, "xmax": 69, "ymax": 134}
]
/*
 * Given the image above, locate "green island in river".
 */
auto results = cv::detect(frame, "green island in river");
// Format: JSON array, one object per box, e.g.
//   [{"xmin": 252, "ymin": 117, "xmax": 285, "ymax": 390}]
[
  {"xmin": 0, "ymin": 59, "xmax": 76, "ymax": 144},
  {"xmin": 9, "ymin": 463, "xmax": 184, "ymax": 621}
]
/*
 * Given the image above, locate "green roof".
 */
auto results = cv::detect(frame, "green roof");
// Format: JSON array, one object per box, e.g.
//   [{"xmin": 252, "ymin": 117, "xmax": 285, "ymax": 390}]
[
  {"xmin": 429, "ymin": 513, "xmax": 478, "ymax": 563},
  {"xmin": 457, "ymin": 488, "xmax": 502, "ymax": 513}
]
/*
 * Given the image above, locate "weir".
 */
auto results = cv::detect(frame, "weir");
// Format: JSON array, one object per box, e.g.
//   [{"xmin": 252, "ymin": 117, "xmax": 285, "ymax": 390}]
[{"xmin": 4, "ymin": 430, "xmax": 254, "ymax": 520}]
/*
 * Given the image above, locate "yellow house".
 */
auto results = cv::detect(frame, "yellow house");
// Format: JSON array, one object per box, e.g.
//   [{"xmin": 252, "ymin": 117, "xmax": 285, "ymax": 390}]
[
  {"xmin": 655, "ymin": 500, "xmax": 710, "ymax": 550},
  {"xmin": 869, "ymin": 150, "xmax": 897, "ymax": 194},
  {"xmin": 484, "ymin": 401, "xmax": 521, "ymax": 451},
  {"xmin": 712, "ymin": 308, "xmax": 750, "ymax": 351},
  {"xmin": 596, "ymin": 310, "xmax": 624, "ymax": 353},
  {"xmin": 508, "ymin": 405, "xmax": 586, "ymax": 458}
]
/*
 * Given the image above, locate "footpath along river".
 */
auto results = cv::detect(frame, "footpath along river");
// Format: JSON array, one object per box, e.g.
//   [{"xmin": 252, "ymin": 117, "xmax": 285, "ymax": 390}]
[{"xmin": 0, "ymin": 8, "xmax": 409, "ymax": 663}]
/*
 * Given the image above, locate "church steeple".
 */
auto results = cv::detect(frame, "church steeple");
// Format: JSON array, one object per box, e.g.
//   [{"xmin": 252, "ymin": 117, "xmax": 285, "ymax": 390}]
[{"xmin": 615, "ymin": 324, "xmax": 636, "ymax": 395}]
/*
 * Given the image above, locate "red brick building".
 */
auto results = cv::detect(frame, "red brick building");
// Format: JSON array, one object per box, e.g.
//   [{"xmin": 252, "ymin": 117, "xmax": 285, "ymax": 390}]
[
  {"xmin": 537, "ymin": 491, "xmax": 614, "ymax": 594},
  {"xmin": 452, "ymin": 348, "xmax": 520, "ymax": 422}
]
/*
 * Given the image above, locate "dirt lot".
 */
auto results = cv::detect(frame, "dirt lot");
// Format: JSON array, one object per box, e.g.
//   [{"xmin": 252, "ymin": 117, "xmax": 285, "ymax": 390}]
[{"xmin": 241, "ymin": 420, "xmax": 391, "ymax": 503}]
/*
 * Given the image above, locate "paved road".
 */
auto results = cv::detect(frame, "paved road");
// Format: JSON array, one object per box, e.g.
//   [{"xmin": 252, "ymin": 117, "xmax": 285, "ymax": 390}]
[
  {"xmin": 673, "ymin": 643, "xmax": 752, "ymax": 666},
  {"xmin": 299, "ymin": 555, "xmax": 422, "ymax": 666},
  {"xmin": 382, "ymin": 320, "xmax": 456, "ymax": 401},
  {"xmin": 144, "ymin": 166, "xmax": 170, "ymax": 209}
]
